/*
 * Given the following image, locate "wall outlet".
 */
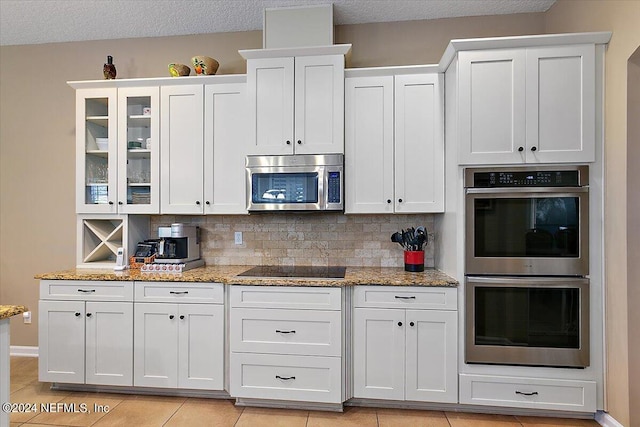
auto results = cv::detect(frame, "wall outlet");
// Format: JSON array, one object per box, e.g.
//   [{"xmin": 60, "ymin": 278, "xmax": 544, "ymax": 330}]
[
  {"xmin": 234, "ymin": 231, "xmax": 243, "ymax": 245},
  {"xmin": 23, "ymin": 311, "xmax": 31, "ymax": 324}
]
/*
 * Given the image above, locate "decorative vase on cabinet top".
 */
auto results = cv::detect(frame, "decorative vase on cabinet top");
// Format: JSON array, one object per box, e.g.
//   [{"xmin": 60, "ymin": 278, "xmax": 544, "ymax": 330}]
[
  {"xmin": 103, "ymin": 55, "xmax": 116, "ymax": 80},
  {"xmin": 168, "ymin": 63, "xmax": 190, "ymax": 77},
  {"xmin": 191, "ymin": 56, "xmax": 219, "ymax": 75}
]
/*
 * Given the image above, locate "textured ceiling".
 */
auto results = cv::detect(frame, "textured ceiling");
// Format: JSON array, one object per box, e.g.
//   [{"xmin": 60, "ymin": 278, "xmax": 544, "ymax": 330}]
[{"xmin": 0, "ymin": 0, "xmax": 556, "ymax": 46}]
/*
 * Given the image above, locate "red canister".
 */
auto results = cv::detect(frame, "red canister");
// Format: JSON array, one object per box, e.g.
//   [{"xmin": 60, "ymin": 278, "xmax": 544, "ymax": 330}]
[{"xmin": 404, "ymin": 250, "xmax": 425, "ymax": 272}]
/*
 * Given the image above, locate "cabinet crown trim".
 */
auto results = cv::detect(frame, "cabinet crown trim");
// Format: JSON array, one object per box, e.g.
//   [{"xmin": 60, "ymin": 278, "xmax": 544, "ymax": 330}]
[
  {"xmin": 68, "ymin": 74, "xmax": 246, "ymax": 90},
  {"xmin": 440, "ymin": 31, "xmax": 612, "ymax": 72},
  {"xmin": 239, "ymin": 44, "xmax": 352, "ymax": 60}
]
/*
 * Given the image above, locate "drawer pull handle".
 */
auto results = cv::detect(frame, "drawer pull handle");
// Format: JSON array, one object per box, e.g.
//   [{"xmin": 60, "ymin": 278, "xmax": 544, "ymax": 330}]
[
  {"xmin": 394, "ymin": 296, "xmax": 416, "ymax": 299},
  {"xmin": 275, "ymin": 375, "xmax": 296, "ymax": 381},
  {"xmin": 276, "ymin": 330, "xmax": 296, "ymax": 334},
  {"xmin": 515, "ymin": 391, "xmax": 539, "ymax": 396},
  {"xmin": 78, "ymin": 289, "xmax": 96, "ymax": 293},
  {"xmin": 169, "ymin": 291, "xmax": 189, "ymax": 295}
]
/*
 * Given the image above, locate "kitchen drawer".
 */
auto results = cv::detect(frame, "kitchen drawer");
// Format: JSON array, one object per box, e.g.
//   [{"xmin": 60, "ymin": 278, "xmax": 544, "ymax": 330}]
[
  {"xmin": 40, "ymin": 280, "xmax": 133, "ymax": 301},
  {"xmin": 134, "ymin": 282, "xmax": 223, "ymax": 304},
  {"xmin": 353, "ymin": 286, "xmax": 457, "ymax": 310},
  {"xmin": 459, "ymin": 374, "xmax": 596, "ymax": 412},
  {"xmin": 229, "ymin": 286, "xmax": 342, "ymax": 310},
  {"xmin": 230, "ymin": 353, "xmax": 342, "ymax": 403},
  {"xmin": 230, "ymin": 308, "xmax": 341, "ymax": 357}
]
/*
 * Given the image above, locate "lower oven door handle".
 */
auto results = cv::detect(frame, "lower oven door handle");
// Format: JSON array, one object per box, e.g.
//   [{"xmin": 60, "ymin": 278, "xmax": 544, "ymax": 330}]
[
  {"xmin": 466, "ymin": 187, "xmax": 589, "ymax": 195},
  {"xmin": 515, "ymin": 390, "xmax": 539, "ymax": 396}
]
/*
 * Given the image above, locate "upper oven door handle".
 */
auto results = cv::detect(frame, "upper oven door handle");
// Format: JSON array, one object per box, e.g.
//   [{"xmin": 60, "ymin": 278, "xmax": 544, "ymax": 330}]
[{"xmin": 465, "ymin": 187, "xmax": 589, "ymax": 195}]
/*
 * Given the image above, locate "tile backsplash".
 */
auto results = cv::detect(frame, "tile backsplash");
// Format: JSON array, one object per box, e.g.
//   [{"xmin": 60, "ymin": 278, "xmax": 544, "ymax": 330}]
[{"xmin": 150, "ymin": 214, "xmax": 435, "ymax": 268}]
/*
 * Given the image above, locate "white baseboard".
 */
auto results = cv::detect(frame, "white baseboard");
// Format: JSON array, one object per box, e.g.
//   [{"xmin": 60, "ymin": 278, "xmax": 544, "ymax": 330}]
[
  {"xmin": 596, "ymin": 411, "xmax": 625, "ymax": 427},
  {"xmin": 10, "ymin": 346, "xmax": 38, "ymax": 357}
]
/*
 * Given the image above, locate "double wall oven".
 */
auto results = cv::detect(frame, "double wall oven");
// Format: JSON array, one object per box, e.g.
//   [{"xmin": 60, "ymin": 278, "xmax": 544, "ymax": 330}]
[{"xmin": 464, "ymin": 165, "xmax": 590, "ymax": 368}]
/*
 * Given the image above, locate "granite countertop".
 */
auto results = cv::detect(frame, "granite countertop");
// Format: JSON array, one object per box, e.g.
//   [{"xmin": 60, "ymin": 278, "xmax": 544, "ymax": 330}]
[
  {"xmin": 35, "ymin": 265, "xmax": 458, "ymax": 287},
  {"xmin": 0, "ymin": 305, "xmax": 28, "ymax": 320}
]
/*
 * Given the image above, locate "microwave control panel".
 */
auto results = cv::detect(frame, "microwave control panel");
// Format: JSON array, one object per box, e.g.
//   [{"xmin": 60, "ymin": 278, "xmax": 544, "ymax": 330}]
[
  {"xmin": 327, "ymin": 171, "xmax": 341, "ymax": 203},
  {"xmin": 473, "ymin": 170, "xmax": 581, "ymax": 188}
]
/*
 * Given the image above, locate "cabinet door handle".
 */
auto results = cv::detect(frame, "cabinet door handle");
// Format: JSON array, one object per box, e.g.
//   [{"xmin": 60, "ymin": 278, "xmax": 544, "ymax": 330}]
[
  {"xmin": 297, "ymin": 140, "xmax": 302, "ymax": 145},
  {"xmin": 118, "ymin": 201, "xmax": 123, "ymax": 205},
  {"xmin": 518, "ymin": 146, "xmax": 524, "ymax": 152},
  {"xmin": 276, "ymin": 330, "xmax": 296, "ymax": 334},
  {"xmin": 398, "ymin": 321, "xmax": 403, "ymax": 327},
  {"xmin": 205, "ymin": 201, "xmax": 210, "ymax": 205},
  {"xmin": 531, "ymin": 146, "xmax": 537, "ymax": 152},
  {"xmin": 394, "ymin": 295, "xmax": 416, "ymax": 299},
  {"xmin": 108, "ymin": 201, "xmax": 114, "ymax": 205},
  {"xmin": 180, "ymin": 315, "xmax": 185, "ymax": 320},
  {"xmin": 286, "ymin": 140, "xmax": 291, "ymax": 145},
  {"xmin": 387, "ymin": 199, "xmax": 392, "ymax": 204},
  {"xmin": 169, "ymin": 291, "xmax": 189, "ymax": 295},
  {"xmin": 515, "ymin": 390, "xmax": 539, "ymax": 396},
  {"xmin": 409, "ymin": 321, "xmax": 415, "ymax": 327},
  {"xmin": 169, "ymin": 315, "xmax": 175, "ymax": 319},
  {"xmin": 78, "ymin": 289, "xmax": 96, "ymax": 293},
  {"xmin": 196, "ymin": 201, "xmax": 201, "ymax": 205},
  {"xmin": 75, "ymin": 312, "xmax": 81, "ymax": 317},
  {"xmin": 275, "ymin": 375, "xmax": 296, "ymax": 381},
  {"xmin": 86, "ymin": 313, "xmax": 92, "ymax": 317},
  {"xmin": 398, "ymin": 198, "xmax": 403, "ymax": 203}
]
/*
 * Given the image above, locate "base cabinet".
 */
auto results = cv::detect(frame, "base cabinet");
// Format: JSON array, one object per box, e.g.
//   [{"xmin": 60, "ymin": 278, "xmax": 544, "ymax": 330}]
[
  {"xmin": 352, "ymin": 286, "xmax": 457, "ymax": 403},
  {"xmin": 133, "ymin": 282, "xmax": 224, "ymax": 390},
  {"xmin": 39, "ymin": 281, "xmax": 134, "ymax": 386},
  {"xmin": 459, "ymin": 374, "xmax": 597, "ymax": 413},
  {"xmin": 229, "ymin": 285, "xmax": 343, "ymax": 404}
]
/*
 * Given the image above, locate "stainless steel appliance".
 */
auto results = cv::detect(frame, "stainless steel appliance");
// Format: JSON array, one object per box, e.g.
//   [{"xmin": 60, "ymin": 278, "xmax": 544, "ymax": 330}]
[
  {"xmin": 464, "ymin": 166, "xmax": 590, "ymax": 368},
  {"xmin": 465, "ymin": 276, "xmax": 589, "ymax": 368},
  {"xmin": 465, "ymin": 165, "xmax": 589, "ymax": 276},
  {"xmin": 155, "ymin": 223, "xmax": 201, "ymax": 264},
  {"xmin": 246, "ymin": 154, "xmax": 343, "ymax": 212}
]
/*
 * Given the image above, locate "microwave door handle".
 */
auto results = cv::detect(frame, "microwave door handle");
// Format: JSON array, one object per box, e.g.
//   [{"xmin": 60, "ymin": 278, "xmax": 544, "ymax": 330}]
[
  {"xmin": 466, "ymin": 187, "xmax": 589, "ymax": 195},
  {"xmin": 318, "ymin": 167, "xmax": 326, "ymax": 210}
]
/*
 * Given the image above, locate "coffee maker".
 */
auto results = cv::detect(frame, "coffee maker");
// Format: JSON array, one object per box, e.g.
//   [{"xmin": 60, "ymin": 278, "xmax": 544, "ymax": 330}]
[{"xmin": 155, "ymin": 223, "xmax": 202, "ymax": 264}]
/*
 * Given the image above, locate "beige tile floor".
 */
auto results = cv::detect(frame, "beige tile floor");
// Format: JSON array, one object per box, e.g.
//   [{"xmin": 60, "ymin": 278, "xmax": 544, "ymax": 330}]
[{"xmin": 7, "ymin": 357, "xmax": 600, "ymax": 427}]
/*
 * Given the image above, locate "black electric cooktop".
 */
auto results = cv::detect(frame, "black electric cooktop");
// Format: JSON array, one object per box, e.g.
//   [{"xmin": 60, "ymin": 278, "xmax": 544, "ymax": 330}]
[{"xmin": 238, "ymin": 265, "xmax": 347, "ymax": 279}]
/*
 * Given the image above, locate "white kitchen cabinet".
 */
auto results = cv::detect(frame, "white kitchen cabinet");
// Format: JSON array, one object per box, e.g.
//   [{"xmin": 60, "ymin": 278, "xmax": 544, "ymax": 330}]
[
  {"xmin": 244, "ymin": 50, "xmax": 347, "ymax": 155},
  {"xmin": 75, "ymin": 88, "xmax": 118, "ymax": 213},
  {"xmin": 204, "ymin": 82, "xmax": 248, "ymax": 214},
  {"xmin": 117, "ymin": 86, "xmax": 160, "ymax": 213},
  {"xmin": 459, "ymin": 374, "xmax": 597, "ymax": 412},
  {"xmin": 229, "ymin": 285, "xmax": 344, "ymax": 404},
  {"xmin": 161, "ymin": 80, "xmax": 248, "ymax": 214},
  {"xmin": 345, "ymin": 71, "xmax": 444, "ymax": 214},
  {"xmin": 457, "ymin": 44, "xmax": 595, "ymax": 164},
  {"xmin": 352, "ymin": 286, "xmax": 457, "ymax": 403},
  {"xmin": 133, "ymin": 282, "xmax": 224, "ymax": 390},
  {"xmin": 38, "ymin": 281, "xmax": 134, "ymax": 386},
  {"xmin": 160, "ymin": 84, "xmax": 204, "ymax": 214}
]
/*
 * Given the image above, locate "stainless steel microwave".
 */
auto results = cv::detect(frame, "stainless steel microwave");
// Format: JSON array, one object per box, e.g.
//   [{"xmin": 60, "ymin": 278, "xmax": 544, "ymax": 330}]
[{"xmin": 246, "ymin": 154, "xmax": 343, "ymax": 212}]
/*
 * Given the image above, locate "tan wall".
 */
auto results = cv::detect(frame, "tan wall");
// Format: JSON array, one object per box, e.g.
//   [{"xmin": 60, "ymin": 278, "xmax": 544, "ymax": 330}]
[
  {"xmin": 0, "ymin": 13, "xmax": 546, "ymax": 348},
  {"xmin": 545, "ymin": 1, "xmax": 640, "ymax": 426},
  {"xmin": 627, "ymin": 47, "xmax": 640, "ymax": 427}
]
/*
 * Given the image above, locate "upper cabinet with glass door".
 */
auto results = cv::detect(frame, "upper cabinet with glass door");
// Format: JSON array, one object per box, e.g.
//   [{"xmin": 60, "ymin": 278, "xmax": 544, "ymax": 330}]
[
  {"xmin": 75, "ymin": 88, "xmax": 118, "ymax": 213},
  {"xmin": 117, "ymin": 87, "xmax": 159, "ymax": 213}
]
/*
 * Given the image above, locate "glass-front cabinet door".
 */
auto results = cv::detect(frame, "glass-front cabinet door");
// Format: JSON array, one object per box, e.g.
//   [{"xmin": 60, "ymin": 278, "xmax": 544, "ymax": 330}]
[
  {"xmin": 76, "ymin": 88, "xmax": 118, "ymax": 213},
  {"xmin": 117, "ymin": 87, "xmax": 159, "ymax": 213}
]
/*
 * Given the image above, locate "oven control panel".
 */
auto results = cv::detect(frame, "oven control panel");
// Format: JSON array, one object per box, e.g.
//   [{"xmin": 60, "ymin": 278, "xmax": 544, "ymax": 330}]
[{"xmin": 472, "ymin": 170, "xmax": 581, "ymax": 187}]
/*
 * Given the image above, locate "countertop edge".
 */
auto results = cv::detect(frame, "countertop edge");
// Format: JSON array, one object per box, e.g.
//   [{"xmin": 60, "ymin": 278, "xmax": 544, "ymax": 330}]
[
  {"xmin": 0, "ymin": 305, "xmax": 28, "ymax": 320},
  {"xmin": 35, "ymin": 266, "xmax": 458, "ymax": 288}
]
